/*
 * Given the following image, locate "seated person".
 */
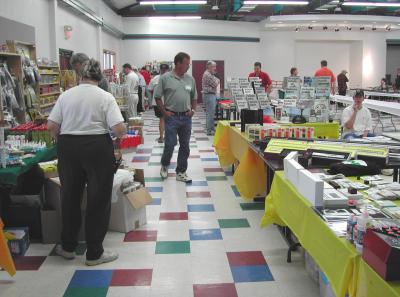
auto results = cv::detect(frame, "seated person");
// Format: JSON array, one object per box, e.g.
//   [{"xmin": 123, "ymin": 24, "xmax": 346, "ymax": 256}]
[{"xmin": 341, "ymin": 90, "xmax": 374, "ymax": 140}]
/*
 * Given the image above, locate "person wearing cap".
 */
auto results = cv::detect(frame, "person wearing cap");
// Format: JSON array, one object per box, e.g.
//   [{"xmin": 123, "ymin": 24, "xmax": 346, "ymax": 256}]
[
  {"xmin": 341, "ymin": 90, "xmax": 374, "ymax": 139},
  {"xmin": 337, "ymin": 70, "xmax": 349, "ymax": 96},
  {"xmin": 315, "ymin": 60, "xmax": 336, "ymax": 94},
  {"xmin": 154, "ymin": 52, "xmax": 197, "ymax": 183},
  {"xmin": 202, "ymin": 61, "xmax": 220, "ymax": 135},
  {"xmin": 122, "ymin": 63, "xmax": 140, "ymax": 118},
  {"xmin": 48, "ymin": 58, "xmax": 126, "ymax": 266},
  {"xmin": 70, "ymin": 53, "xmax": 110, "ymax": 92},
  {"xmin": 148, "ymin": 63, "xmax": 170, "ymax": 143}
]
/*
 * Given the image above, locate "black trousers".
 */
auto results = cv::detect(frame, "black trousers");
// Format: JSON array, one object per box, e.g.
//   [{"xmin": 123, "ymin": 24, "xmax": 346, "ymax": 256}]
[
  {"xmin": 57, "ymin": 134, "xmax": 115, "ymax": 260},
  {"xmin": 137, "ymin": 86, "xmax": 144, "ymax": 113}
]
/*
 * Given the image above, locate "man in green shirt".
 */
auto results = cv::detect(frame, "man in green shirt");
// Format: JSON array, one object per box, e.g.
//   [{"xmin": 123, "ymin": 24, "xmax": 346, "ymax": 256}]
[{"xmin": 154, "ymin": 52, "xmax": 197, "ymax": 183}]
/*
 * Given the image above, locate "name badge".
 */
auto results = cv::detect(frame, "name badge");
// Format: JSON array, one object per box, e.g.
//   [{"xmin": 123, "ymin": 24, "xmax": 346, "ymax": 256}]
[{"xmin": 185, "ymin": 85, "xmax": 192, "ymax": 91}]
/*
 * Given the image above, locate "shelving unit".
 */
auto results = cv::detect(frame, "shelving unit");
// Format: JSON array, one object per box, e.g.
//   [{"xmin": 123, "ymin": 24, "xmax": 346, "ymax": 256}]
[{"xmin": 36, "ymin": 64, "xmax": 61, "ymax": 118}]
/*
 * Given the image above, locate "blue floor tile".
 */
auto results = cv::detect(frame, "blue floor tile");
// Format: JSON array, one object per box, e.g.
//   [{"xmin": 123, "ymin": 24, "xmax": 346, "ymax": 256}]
[
  {"xmin": 231, "ymin": 265, "xmax": 274, "ymax": 283},
  {"xmin": 225, "ymin": 171, "xmax": 234, "ymax": 176},
  {"xmin": 68, "ymin": 270, "xmax": 113, "ymax": 288},
  {"xmin": 231, "ymin": 185, "xmax": 241, "ymax": 197},
  {"xmin": 201, "ymin": 158, "xmax": 219, "ymax": 161},
  {"xmin": 148, "ymin": 186, "xmax": 163, "ymax": 193},
  {"xmin": 186, "ymin": 181, "xmax": 208, "ymax": 187},
  {"xmin": 150, "ymin": 198, "xmax": 162, "ymax": 205},
  {"xmin": 189, "ymin": 228, "xmax": 222, "ymax": 240},
  {"xmin": 187, "ymin": 204, "xmax": 215, "ymax": 212},
  {"xmin": 132, "ymin": 156, "xmax": 150, "ymax": 162}
]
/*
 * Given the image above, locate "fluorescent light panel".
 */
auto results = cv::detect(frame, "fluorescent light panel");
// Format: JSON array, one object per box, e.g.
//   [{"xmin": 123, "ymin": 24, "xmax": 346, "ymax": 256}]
[
  {"xmin": 141, "ymin": 0, "xmax": 206, "ymax": 4},
  {"xmin": 343, "ymin": 1, "xmax": 400, "ymax": 7},
  {"xmin": 243, "ymin": 0, "xmax": 309, "ymax": 4},
  {"xmin": 149, "ymin": 16, "xmax": 202, "ymax": 19}
]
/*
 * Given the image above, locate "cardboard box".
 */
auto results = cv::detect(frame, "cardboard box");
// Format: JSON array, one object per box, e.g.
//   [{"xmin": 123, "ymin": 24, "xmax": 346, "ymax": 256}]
[
  {"xmin": 108, "ymin": 169, "xmax": 153, "ymax": 233},
  {"xmin": 298, "ymin": 169, "xmax": 324, "ymax": 207},
  {"xmin": 4, "ymin": 227, "xmax": 30, "ymax": 256}
]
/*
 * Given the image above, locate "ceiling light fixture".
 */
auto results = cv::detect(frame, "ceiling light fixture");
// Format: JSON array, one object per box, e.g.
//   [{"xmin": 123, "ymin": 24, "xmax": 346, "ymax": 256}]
[
  {"xmin": 386, "ymin": 25, "xmax": 391, "ymax": 31},
  {"xmin": 295, "ymin": 26, "xmax": 300, "ymax": 32},
  {"xmin": 141, "ymin": 1, "xmax": 207, "ymax": 5},
  {"xmin": 346, "ymin": 26, "xmax": 352, "ymax": 30},
  {"xmin": 243, "ymin": 0, "xmax": 309, "ymax": 5},
  {"xmin": 360, "ymin": 26, "xmax": 365, "ymax": 31},
  {"xmin": 343, "ymin": 1, "xmax": 400, "ymax": 7},
  {"xmin": 334, "ymin": 27, "xmax": 339, "ymax": 32},
  {"xmin": 372, "ymin": 26, "xmax": 376, "ymax": 31},
  {"xmin": 323, "ymin": 25, "xmax": 328, "ymax": 30},
  {"xmin": 316, "ymin": 7, "xmax": 329, "ymax": 10},
  {"xmin": 311, "ymin": 20, "xmax": 317, "ymax": 23},
  {"xmin": 149, "ymin": 16, "xmax": 202, "ymax": 19},
  {"xmin": 308, "ymin": 25, "xmax": 313, "ymax": 29}
]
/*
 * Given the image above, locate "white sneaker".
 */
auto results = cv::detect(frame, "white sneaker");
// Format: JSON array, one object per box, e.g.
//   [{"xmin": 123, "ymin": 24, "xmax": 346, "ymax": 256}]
[
  {"xmin": 85, "ymin": 251, "xmax": 119, "ymax": 266},
  {"xmin": 176, "ymin": 172, "xmax": 192, "ymax": 183},
  {"xmin": 55, "ymin": 245, "xmax": 76, "ymax": 260},
  {"xmin": 160, "ymin": 166, "xmax": 168, "ymax": 179}
]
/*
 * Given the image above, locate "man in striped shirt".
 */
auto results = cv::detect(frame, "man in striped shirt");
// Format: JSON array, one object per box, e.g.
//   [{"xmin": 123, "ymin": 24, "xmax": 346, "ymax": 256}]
[{"xmin": 202, "ymin": 61, "xmax": 220, "ymax": 135}]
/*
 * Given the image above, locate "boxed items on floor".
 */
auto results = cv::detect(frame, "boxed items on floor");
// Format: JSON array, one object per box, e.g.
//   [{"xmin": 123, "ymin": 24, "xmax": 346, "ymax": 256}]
[
  {"xmin": 4, "ymin": 227, "xmax": 30, "ymax": 256},
  {"xmin": 41, "ymin": 177, "xmax": 86, "ymax": 244},
  {"xmin": 109, "ymin": 168, "xmax": 153, "ymax": 233}
]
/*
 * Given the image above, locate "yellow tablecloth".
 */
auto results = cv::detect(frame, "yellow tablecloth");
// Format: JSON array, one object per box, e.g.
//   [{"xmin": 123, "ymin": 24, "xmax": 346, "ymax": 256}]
[
  {"xmin": 0, "ymin": 218, "xmax": 16, "ymax": 276},
  {"xmin": 261, "ymin": 171, "xmax": 358, "ymax": 297},
  {"xmin": 214, "ymin": 121, "xmax": 266, "ymax": 200},
  {"xmin": 261, "ymin": 171, "xmax": 400, "ymax": 297}
]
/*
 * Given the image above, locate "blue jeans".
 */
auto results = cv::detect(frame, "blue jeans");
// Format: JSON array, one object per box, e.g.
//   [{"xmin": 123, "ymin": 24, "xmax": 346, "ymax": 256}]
[
  {"xmin": 161, "ymin": 114, "xmax": 192, "ymax": 173},
  {"xmin": 343, "ymin": 132, "xmax": 375, "ymax": 140},
  {"xmin": 204, "ymin": 94, "xmax": 216, "ymax": 132}
]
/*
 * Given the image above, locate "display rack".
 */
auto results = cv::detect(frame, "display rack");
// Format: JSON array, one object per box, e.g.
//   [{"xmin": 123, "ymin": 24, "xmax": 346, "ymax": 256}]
[
  {"xmin": 6, "ymin": 40, "xmax": 36, "ymax": 61},
  {"xmin": 35, "ymin": 64, "xmax": 61, "ymax": 118},
  {"xmin": 0, "ymin": 52, "xmax": 25, "ymax": 123}
]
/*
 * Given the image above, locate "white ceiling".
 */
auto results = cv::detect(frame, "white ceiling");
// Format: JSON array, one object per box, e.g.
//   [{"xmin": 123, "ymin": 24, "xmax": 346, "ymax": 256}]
[{"xmin": 108, "ymin": 0, "xmax": 137, "ymax": 10}]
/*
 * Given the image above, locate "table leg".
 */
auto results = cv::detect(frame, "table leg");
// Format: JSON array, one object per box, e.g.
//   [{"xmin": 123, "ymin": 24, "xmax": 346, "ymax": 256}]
[{"xmin": 393, "ymin": 168, "xmax": 399, "ymax": 183}]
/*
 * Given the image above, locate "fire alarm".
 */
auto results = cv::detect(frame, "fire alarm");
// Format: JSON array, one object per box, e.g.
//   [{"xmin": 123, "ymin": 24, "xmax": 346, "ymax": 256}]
[{"xmin": 64, "ymin": 25, "xmax": 73, "ymax": 40}]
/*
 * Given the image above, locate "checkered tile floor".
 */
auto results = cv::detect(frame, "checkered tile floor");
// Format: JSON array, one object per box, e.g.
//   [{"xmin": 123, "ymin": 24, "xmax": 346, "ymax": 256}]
[{"xmin": 0, "ymin": 107, "xmax": 319, "ymax": 297}]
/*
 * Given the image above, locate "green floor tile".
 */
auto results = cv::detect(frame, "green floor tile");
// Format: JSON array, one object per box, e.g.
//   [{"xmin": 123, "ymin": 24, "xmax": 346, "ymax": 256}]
[
  {"xmin": 151, "ymin": 153, "xmax": 163, "ymax": 156},
  {"xmin": 145, "ymin": 177, "xmax": 164, "ymax": 182},
  {"xmin": 63, "ymin": 287, "xmax": 108, "ymax": 297},
  {"xmin": 218, "ymin": 218, "xmax": 250, "ymax": 228},
  {"xmin": 206, "ymin": 176, "xmax": 228, "ymax": 181},
  {"xmin": 155, "ymin": 241, "xmax": 190, "ymax": 254},
  {"xmin": 190, "ymin": 145, "xmax": 198, "ymax": 148},
  {"xmin": 148, "ymin": 162, "xmax": 161, "ymax": 166},
  {"xmin": 240, "ymin": 203, "xmax": 265, "ymax": 211}
]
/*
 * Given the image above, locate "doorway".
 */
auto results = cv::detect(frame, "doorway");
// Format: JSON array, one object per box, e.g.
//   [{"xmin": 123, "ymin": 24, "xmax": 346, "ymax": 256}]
[{"xmin": 192, "ymin": 60, "xmax": 225, "ymax": 103}]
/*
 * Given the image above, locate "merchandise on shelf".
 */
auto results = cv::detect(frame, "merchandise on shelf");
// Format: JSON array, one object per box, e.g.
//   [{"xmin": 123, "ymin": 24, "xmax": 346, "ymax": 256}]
[
  {"xmin": 245, "ymin": 123, "xmax": 315, "ymax": 141},
  {"xmin": 8, "ymin": 122, "xmax": 52, "ymax": 146}
]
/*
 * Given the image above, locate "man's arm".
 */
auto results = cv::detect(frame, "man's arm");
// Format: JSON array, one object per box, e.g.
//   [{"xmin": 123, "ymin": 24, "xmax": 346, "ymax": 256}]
[
  {"xmin": 343, "ymin": 107, "xmax": 357, "ymax": 130},
  {"xmin": 48, "ymin": 120, "xmax": 60, "ymax": 139}
]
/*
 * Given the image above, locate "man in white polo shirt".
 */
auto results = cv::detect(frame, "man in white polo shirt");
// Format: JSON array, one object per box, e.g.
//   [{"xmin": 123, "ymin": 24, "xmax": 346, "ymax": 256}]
[{"xmin": 341, "ymin": 89, "xmax": 374, "ymax": 140}]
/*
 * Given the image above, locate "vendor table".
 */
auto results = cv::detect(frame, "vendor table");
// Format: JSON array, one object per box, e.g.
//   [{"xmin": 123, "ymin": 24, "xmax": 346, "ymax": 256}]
[
  {"xmin": 0, "ymin": 146, "xmax": 57, "ymax": 185},
  {"xmin": 261, "ymin": 171, "xmax": 400, "ymax": 297},
  {"xmin": 213, "ymin": 120, "xmax": 340, "ymax": 199}
]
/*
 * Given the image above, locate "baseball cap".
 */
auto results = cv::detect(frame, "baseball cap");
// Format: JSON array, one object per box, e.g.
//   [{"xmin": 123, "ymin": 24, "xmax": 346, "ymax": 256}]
[{"xmin": 354, "ymin": 89, "xmax": 364, "ymax": 97}]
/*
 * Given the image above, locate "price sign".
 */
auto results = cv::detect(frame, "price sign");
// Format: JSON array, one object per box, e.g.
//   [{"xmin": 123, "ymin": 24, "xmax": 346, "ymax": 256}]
[
  {"xmin": 257, "ymin": 93, "xmax": 270, "ymax": 109},
  {"xmin": 243, "ymin": 88, "xmax": 254, "ymax": 95},
  {"xmin": 246, "ymin": 94, "xmax": 260, "ymax": 110}
]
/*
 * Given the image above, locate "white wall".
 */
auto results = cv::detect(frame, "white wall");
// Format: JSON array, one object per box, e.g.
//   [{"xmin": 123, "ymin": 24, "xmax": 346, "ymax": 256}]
[
  {"xmin": 260, "ymin": 30, "xmax": 386, "ymax": 88},
  {"xmin": 294, "ymin": 40, "xmax": 350, "ymax": 78},
  {"xmin": 0, "ymin": 0, "xmax": 52, "ymax": 58},
  {"xmin": 122, "ymin": 18, "xmax": 260, "ymax": 79}
]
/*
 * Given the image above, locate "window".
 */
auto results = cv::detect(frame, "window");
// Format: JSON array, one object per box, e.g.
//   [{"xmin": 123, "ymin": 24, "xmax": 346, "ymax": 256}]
[{"xmin": 103, "ymin": 50, "xmax": 116, "ymax": 70}]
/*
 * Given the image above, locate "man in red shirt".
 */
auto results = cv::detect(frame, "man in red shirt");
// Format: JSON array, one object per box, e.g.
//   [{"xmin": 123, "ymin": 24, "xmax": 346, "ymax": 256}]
[
  {"xmin": 315, "ymin": 60, "xmax": 336, "ymax": 94},
  {"xmin": 248, "ymin": 62, "xmax": 272, "ymax": 92},
  {"xmin": 140, "ymin": 67, "xmax": 151, "ymax": 85}
]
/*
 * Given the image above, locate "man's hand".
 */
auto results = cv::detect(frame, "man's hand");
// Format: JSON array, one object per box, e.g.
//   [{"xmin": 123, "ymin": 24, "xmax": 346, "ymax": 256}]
[
  {"xmin": 186, "ymin": 110, "xmax": 195, "ymax": 117},
  {"xmin": 163, "ymin": 110, "xmax": 174, "ymax": 118},
  {"xmin": 353, "ymin": 105, "xmax": 359, "ymax": 113}
]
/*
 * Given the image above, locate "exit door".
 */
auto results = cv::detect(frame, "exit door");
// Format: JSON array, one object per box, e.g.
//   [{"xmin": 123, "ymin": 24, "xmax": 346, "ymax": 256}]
[{"xmin": 192, "ymin": 60, "xmax": 225, "ymax": 103}]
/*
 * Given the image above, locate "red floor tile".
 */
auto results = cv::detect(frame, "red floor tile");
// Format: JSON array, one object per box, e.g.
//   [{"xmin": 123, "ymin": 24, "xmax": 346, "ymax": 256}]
[
  {"xmin": 193, "ymin": 283, "xmax": 238, "ymax": 297},
  {"xmin": 13, "ymin": 256, "xmax": 47, "ymax": 271},
  {"xmin": 168, "ymin": 173, "xmax": 176, "ymax": 177},
  {"xmin": 124, "ymin": 230, "xmax": 157, "ymax": 242},
  {"xmin": 159, "ymin": 212, "xmax": 188, "ymax": 220},
  {"xmin": 204, "ymin": 168, "xmax": 224, "ymax": 172},
  {"xmin": 199, "ymin": 149, "xmax": 215, "ymax": 153},
  {"xmin": 186, "ymin": 191, "xmax": 212, "ymax": 198},
  {"xmin": 110, "ymin": 269, "xmax": 153, "ymax": 286},
  {"xmin": 136, "ymin": 149, "xmax": 152, "ymax": 154},
  {"xmin": 226, "ymin": 251, "xmax": 267, "ymax": 266}
]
